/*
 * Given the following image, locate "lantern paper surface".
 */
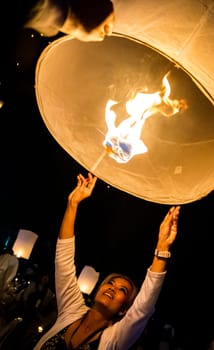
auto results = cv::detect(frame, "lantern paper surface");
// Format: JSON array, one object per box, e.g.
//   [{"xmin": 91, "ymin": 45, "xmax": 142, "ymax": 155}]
[
  {"xmin": 13, "ymin": 229, "xmax": 38, "ymax": 259},
  {"xmin": 35, "ymin": 0, "xmax": 214, "ymax": 204}
]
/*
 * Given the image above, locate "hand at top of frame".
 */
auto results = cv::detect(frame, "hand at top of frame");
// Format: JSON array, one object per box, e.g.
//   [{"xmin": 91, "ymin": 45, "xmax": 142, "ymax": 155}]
[{"xmin": 68, "ymin": 173, "xmax": 97, "ymax": 207}]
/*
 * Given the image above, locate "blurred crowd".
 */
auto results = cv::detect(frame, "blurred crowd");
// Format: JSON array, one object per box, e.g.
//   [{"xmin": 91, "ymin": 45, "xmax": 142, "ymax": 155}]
[{"xmin": 0, "ymin": 252, "xmax": 57, "ymax": 350}]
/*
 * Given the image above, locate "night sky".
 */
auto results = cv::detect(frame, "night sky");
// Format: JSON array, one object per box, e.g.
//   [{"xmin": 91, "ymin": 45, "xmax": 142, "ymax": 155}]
[{"xmin": 0, "ymin": 7, "xmax": 214, "ymax": 349}]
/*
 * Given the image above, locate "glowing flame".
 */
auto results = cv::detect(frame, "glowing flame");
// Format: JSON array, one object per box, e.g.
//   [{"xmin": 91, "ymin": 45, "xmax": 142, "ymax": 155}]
[{"xmin": 103, "ymin": 72, "xmax": 187, "ymax": 163}]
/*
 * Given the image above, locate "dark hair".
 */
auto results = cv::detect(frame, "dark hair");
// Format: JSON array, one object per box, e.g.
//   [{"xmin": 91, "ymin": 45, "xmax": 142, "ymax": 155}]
[
  {"xmin": 50, "ymin": 0, "xmax": 70, "ymax": 26},
  {"xmin": 68, "ymin": 0, "xmax": 114, "ymax": 32}
]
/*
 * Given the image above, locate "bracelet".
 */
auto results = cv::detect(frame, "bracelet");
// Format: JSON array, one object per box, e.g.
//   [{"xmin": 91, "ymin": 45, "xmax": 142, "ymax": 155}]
[{"xmin": 154, "ymin": 249, "xmax": 171, "ymax": 258}]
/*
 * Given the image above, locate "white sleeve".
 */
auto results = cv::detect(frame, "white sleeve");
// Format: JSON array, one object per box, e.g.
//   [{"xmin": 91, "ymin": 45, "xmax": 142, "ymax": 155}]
[
  {"xmin": 33, "ymin": 237, "xmax": 89, "ymax": 350},
  {"xmin": 99, "ymin": 269, "xmax": 166, "ymax": 350},
  {"xmin": 55, "ymin": 237, "xmax": 88, "ymax": 321}
]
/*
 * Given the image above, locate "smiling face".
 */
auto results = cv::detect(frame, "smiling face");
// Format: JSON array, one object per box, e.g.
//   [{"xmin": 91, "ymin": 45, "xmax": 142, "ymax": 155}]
[{"xmin": 94, "ymin": 276, "xmax": 134, "ymax": 317}]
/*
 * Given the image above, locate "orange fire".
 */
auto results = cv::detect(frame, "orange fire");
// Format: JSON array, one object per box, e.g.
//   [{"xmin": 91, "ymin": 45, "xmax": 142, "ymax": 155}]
[{"xmin": 103, "ymin": 72, "xmax": 187, "ymax": 163}]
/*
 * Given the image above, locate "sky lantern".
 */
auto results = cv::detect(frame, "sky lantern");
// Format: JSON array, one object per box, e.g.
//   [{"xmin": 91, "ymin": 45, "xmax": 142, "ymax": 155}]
[
  {"xmin": 77, "ymin": 266, "xmax": 100, "ymax": 295},
  {"xmin": 13, "ymin": 229, "xmax": 38, "ymax": 259},
  {"xmin": 35, "ymin": 0, "xmax": 214, "ymax": 204}
]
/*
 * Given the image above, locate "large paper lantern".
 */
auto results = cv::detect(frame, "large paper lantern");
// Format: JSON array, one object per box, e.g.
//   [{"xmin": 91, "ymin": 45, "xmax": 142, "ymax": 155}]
[
  {"xmin": 35, "ymin": 0, "xmax": 214, "ymax": 204},
  {"xmin": 13, "ymin": 229, "xmax": 38, "ymax": 259}
]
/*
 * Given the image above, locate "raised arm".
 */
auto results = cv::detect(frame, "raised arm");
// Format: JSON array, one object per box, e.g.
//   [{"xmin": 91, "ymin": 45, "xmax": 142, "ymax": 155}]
[
  {"xmin": 59, "ymin": 173, "xmax": 97, "ymax": 239},
  {"xmin": 150, "ymin": 206, "xmax": 180, "ymax": 272}
]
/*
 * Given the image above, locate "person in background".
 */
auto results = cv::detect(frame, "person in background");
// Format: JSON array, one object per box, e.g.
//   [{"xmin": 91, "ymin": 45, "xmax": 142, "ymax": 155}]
[
  {"xmin": 23, "ymin": 0, "xmax": 115, "ymax": 41},
  {"xmin": 17, "ymin": 271, "xmax": 57, "ymax": 349},
  {"xmin": 34, "ymin": 172, "xmax": 180, "ymax": 350},
  {"xmin": 21, "ymin": 271, "xmax": 56, "ymax": 321},
  {"xmin": 0, "ymin": 0, "xmax": 115, "ymax": 109},
  {"xmin": 0, "ymin": 247, "xmax": 19, "ymax": 300}
]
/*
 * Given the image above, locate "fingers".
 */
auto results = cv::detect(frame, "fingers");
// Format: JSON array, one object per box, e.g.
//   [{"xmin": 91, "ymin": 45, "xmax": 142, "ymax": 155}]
[
  {"xmin": 88, "ymin": 172, "xmax": 97, "ymax": 188},
  {"xmin": 86, "ymin": 174, "xmax": 97, "ymax": 195},
  {"xmin": 167, "ymin": 206, "xmax": 180, "ymax": 228},
  {"xmin": 76, "ymin": 174, "xmax": 82, "ymax": 186},
  {"xmin": 172, "ymin": 206, "xmax": 181, "ymax": 223},
  {"xmin": 160, "ymin": 206, "xmax": 181, "ymax": 230},
  {"xmin": 167, "ymin": 206, "xmax": 181, "ymax": 244},
  {"xmin": 160, "ymin": 206, "xmax": 175, "ymax": 227},
  {"xmin": 167, "ymin": 206, "xmax": 180, "ymax": 219},
  {"xmin": 77, "ymin": 173, "xmax": 85, "ymax": 183},
  {"xmin": 77, "ymin": 172, "xmax": 97, "ymax": 192}
]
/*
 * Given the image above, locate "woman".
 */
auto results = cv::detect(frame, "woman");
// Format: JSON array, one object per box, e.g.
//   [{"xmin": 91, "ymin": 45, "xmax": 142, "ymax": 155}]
[
  {"xmin": 24, "ymin": 0, "xmax": 115, "ymax": 41},
  {"xmin": 34, "ymin": 173, "xmax": 180, "ymax": 349}
]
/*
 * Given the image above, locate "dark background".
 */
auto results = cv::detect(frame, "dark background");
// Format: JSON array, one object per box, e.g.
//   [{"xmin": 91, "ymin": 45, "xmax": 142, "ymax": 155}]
[{"xmin": 0, "ymin": 5, "xmax": 213, "ymax": 349}]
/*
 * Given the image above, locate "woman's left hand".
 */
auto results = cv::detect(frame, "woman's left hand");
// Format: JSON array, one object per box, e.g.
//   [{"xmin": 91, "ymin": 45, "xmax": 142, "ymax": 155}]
[{"xmin": 156, "ymin": 206, "xmax": 181, "ymax": 252}]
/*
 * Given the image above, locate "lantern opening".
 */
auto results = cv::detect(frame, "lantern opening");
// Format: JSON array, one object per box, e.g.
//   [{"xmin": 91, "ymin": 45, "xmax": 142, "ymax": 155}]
[{"xmin": 103, "ymin": 72, "xmax": 188, "ymax": 163}]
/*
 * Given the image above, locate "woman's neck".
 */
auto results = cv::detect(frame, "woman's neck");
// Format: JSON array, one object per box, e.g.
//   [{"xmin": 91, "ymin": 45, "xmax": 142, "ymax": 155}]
[
  {"xmin": 64, "ymin": 309, "xmax": 110, "ymax": 349},
  {"xmin": 84, "ymin": 308, "xmax": 111, "ymax": 331}
]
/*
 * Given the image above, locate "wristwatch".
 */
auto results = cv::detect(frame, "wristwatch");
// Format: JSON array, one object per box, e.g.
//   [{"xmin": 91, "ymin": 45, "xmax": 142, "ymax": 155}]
[{"xmin": 154, "ymin": 249, "xmax": 171, "ymax": 258}]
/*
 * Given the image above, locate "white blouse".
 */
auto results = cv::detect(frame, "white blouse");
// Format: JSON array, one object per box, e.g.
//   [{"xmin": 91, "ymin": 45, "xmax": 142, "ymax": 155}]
[{"xmin": 34, "ymin": 237, "xmax": 166, "ymax": 350}]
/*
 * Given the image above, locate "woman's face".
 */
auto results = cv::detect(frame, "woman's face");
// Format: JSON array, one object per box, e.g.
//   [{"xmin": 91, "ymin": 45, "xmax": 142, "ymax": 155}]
[{"xmin": 94, "ymin": 276, "xmax": 133, "ymax": 316}]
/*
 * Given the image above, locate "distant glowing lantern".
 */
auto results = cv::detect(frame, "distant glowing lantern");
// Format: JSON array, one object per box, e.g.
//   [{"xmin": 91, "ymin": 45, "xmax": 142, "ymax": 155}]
[
  {"xmin": 13, "ymin": 229, "xmax": 38, "ymax": 259},
  {"xmin": 37, "ymin": 326, "xmax": 44, "ymax": 333},
  {"xmin": 35, "ymin": 1, "xmax": 214, "ymax": 204},
  {"xmin": 77, "ymin": 265, "xmax": 100, "ymax": 295}
]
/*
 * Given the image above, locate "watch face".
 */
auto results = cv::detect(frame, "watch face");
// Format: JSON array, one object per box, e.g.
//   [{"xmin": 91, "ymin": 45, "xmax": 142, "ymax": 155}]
[{"xmin": 155, "ymin": 249, "xmax": 171, "ymax": 258}]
